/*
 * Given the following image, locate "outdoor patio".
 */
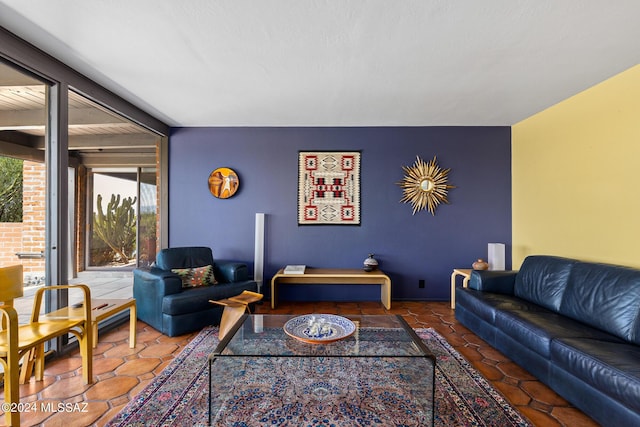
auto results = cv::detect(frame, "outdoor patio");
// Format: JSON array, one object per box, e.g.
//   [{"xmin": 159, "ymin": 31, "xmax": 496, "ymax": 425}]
[{"xmin": 13, "ymin": 270, "xmax": 133, "ymax": 324}]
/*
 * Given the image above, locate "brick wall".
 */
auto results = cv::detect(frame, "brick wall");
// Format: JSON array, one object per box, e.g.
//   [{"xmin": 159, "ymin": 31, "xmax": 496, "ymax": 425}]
[
  {"xmin": 0, "ymin": 160, "xmax": 46, "ymax": 280},
  {"xmin": 0, "ymin": 222, "xmax": 23, "ymax": 264}
]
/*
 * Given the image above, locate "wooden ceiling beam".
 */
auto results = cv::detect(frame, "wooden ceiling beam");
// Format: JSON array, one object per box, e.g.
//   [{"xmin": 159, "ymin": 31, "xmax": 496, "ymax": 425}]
[
  {"xmin": 0, "ymin": 106, "xmax": 129, "ymax": 130},
  {"xmin": 78, "ymin": 152, "xmax": 156, "ymax": 168},
  {"xmin": 25, "ymin": 133, "xmax": 159, "ymax": 150}
]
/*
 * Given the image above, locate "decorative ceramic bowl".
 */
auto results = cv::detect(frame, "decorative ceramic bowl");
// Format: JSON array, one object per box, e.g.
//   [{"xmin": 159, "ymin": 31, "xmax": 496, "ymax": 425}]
[
  {"xmin": 472, "ymin": 258, "xmax": 489, "ymax": 270},
  {"xmin": 284, "ymin": 314, "xmax": 356, "ymax": 344}
]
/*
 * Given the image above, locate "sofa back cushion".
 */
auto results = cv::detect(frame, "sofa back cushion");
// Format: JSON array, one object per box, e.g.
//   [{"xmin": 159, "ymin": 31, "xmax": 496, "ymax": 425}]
[
  {"xmin": 560, "ymin": 261, "xmax": 640, "ymax": 344},
  {"xmin": 514, "ymin": 255, "xmax": 576, "ymax": 312},
  {"xmin": 156, "ymin": 246, "xmax": 214, "ymax": 271}
]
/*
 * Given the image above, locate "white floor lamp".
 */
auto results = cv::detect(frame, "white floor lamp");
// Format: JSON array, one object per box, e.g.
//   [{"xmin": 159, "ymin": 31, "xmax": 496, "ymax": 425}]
[{"xmin": 254, "ymin": 213, "xmax": 265, "ymax": 293}]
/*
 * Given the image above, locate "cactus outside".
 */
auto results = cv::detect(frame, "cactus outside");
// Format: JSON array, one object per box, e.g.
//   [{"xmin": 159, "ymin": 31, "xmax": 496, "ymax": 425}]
[{"xmin": 93, "ymin": 194, "xmax": 137, "ymax": 264}]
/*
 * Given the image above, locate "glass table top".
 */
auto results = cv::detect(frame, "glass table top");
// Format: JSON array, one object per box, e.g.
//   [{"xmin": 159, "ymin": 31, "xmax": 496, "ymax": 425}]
[{"xmin": 212, "ymin": 314, "xmax": 433, "ymax": 358}]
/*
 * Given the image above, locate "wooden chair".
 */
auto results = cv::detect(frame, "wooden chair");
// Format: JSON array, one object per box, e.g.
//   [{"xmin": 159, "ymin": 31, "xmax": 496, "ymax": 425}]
[
  {"xmin": 0, "ymin": 265, "xmax": 94, "ymax": 426},
  {"xmin": 0, "ymin": 265, "xmax": 21, "ymax": 426}
]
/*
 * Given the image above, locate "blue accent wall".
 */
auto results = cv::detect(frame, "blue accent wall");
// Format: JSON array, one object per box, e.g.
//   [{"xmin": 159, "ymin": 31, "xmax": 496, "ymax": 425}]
[{"xmin": 168, "ymin": 127, "xmax": 511, "ymax": 302}]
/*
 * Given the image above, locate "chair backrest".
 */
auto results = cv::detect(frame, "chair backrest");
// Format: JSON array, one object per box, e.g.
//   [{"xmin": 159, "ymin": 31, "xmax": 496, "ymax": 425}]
[{"xmin": 0, "ymin": 265, "xmax": 23, "ymax": 304}]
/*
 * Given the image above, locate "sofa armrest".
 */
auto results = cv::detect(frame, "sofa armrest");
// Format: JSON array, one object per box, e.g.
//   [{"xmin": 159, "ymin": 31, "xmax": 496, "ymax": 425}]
[
  {"xmin": 133, "ymin": 267, "xmax": 183, "ymax": 333},
  {"xmin": 133, "ymin": 267, "xmax": 183, "ymax": 296},
  {"xmin": 215, "ymin": 260, "xmax": 249, "ymax": 283},
  {"xmin": 469, "ymin": 270, "xmax": 518, "ymax": 295}
]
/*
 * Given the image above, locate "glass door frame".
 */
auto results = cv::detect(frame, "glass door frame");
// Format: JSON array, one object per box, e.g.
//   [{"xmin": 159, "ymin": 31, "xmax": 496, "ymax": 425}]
[{"xmin": 1, "ymin": 26, "xmax": 169, "ymax": 355}]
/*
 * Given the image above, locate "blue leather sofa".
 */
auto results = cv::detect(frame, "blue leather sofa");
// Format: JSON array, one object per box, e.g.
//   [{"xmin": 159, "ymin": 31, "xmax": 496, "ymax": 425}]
[
  {"xmin": 455, "ymin": 255, "xmax": 640, "ymax": 427},
  {"xmin": 133, "ymin": 246, "xmax": 258, "ymax": 337}
]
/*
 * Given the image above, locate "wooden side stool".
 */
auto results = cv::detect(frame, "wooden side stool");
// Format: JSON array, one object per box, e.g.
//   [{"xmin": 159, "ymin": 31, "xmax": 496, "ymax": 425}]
[{"xmin": 210, "ymin": 290, "xmax": 263, "ymax": 339}]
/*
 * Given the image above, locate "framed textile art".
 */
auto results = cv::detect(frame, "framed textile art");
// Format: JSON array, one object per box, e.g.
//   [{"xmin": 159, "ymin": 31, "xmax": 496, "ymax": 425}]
[{"xmin": 298, "ymin": 151, "xmax": 361, "ymax": 225}]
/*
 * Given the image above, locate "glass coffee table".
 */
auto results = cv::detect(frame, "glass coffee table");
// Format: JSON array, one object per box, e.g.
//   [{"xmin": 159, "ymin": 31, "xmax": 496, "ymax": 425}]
[{"xmin": 208, "ymin": 314, "xmax": 435, "ymax": 426}]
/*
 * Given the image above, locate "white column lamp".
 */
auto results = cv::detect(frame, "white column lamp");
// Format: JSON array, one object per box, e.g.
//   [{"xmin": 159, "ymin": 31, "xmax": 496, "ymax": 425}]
[
  {"xmin": 254, "ymin": 213, "xmax": 265, "ymax": 293},
  {"xmin": 488, "ymin": 243, "xmax": 505, "ymax": 271}
]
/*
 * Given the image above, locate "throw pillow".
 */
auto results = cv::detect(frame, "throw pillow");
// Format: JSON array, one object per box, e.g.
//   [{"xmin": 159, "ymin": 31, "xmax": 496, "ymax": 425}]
[{"xmin": 171, "ymin": 264, "xmax": 217, "ymax": 288}]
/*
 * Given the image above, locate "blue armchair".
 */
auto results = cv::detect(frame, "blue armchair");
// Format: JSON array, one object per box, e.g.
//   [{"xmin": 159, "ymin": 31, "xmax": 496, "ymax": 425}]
[{"xmin": 133, "ymin": 246, "xmax": 258, "ymax": 336}]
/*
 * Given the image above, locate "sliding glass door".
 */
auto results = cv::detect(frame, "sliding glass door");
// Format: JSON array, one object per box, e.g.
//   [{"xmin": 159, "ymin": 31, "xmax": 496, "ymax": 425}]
[
  {"xmin": 1, "ymin": 26, "xmax": 169, "ymax": 355},
  {"xmin": 0, "ymin": 60, "xmax": 50, "ymax": 324}
]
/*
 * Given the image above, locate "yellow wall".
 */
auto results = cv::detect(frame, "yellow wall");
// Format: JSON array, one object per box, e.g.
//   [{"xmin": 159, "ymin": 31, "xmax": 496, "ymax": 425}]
[{"xmin": 512, "ymin": 65, "xmax": 640, "ymax": 269}]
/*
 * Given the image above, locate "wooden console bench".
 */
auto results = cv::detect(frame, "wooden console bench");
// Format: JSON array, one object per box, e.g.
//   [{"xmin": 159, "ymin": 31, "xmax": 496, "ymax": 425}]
[{"xmin": 270, "ymin": 268, "xmax": 391, "ymax": 310}]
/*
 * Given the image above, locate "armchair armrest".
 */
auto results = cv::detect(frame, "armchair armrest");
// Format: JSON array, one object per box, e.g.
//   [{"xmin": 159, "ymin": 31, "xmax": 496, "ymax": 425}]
[
  {"xmin": 30, "ymin": 284, "xmax": 92, "ymax": 323},
  {"xmin": 469, "ymin": 270, "xmax": 518, "ymax": 295},
  {"xmin": 133, "ymin": 267, "xmax": 183, "ymax": 333},
  {"xmin": 215, "ymin": 260, "xmax": 249, "ymax": 283},
  {"xmin": 133, "ymin": 267, "xmax": 183, "ymax": 297},
  {"xmin": 21, "ymin": 284, "xmax": 94, "ymax": 384},
  {"xmin": 0, "ymin": 304, "xmax": 20, "ymax": 427}
]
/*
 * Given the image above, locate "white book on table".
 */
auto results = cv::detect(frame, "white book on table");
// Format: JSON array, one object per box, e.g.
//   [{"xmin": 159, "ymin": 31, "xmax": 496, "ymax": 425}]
[{"xmin": 283, "ymin": 265, "xmax": 306, "ymax": 274}]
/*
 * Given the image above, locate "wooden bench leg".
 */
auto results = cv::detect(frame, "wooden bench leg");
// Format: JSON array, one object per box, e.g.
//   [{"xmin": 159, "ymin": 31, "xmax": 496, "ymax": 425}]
[
  {"xmin": 129, "ymin": 303, "xmax": 137, "ymax": 348},
  {"xmin": 381, "ymin": 279, "xmax": 391, "ymax": 310},
  {"xmin": 19, "ymin": 346, "xmax": 38, "ymax": 384}
]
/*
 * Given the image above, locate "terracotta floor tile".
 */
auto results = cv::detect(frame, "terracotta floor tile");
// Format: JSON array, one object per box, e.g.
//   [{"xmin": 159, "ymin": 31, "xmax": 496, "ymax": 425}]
[
  {"xmin": 135, "ymin": 328, "xmax": 163, "ymax": 343},
  {"xmin": 84, "ymin": 376, "xmax": 138, "ymax": 400},
  {"xmin": 496, "ymin": 360, "xmax": 537, "ymax": 380},
  {"xmin": 518, "ymin": 407, "xmax": 563, "ymax": 427},
  {"xmin": 17, "ymin": 375, "xmax": 57, "ymax": 397},
  {"xmin": 95, "ymin": 404, "xmax": 127, "ymax": 427},
  {"xmin": 97, "ymin": 327, "xmax": 131, "ymax": 343},
  {"xmin": 458, "ymin": 333, "xmax": 489, "ymax": 348},
  {"xmin": 477, "ymin": 345, "xmax": 507, "ymax": 362},
  {"xmin": 551, "ymin": 406, "xmax": 600, "ymax": 427},
  {"xmin": 455, "ymin": 345, "xmax": 484, "ymax": 362},
  {"xmin": 114, "ymin": 357, "xmax": 161, "ymax": 376},
  {"xmin": 42, "ymin": 357, "xmax": 83, "ymax": 377},
  {"xmin": 139, "ymin": 343, "xmax": 178, "ymax": 357},
  {"xmin": 153, "ymin": 359, "xmax": 173, "ymax": 375},
  {"xmin": 521, "ymin": 380, "xmax": 570, "ymax": 407},
  {"xmin": 0, "ymin": 302, "xmax": 599, "ymax": 426},
  {"xmin": 102, "ymin": 342, "xmax": 142, "ymax": 358},
  {"xmin": 493, "ymin": 381, "xmax": 533, "ymax": 406},
  {"xmin": 91, "ymin": 357, "xmax": 124, "ymax": 376},
  {"xmin": 18, "ymin": 408, "xmax": 50, "ymax": 426},
  {"xmin": 127, "ymin": 377, "xmax": 152, "ymax": 397},
  {"xmin": 474, "ymin": 362, "xmax": 505, "ymax": 381},
  {"xmin": 39, "ymin": 376, "xmax": 90, "ymax": 400},
  {"xmin": 41, "ymin": 401, "xmax": 107, "ymax": 427}
]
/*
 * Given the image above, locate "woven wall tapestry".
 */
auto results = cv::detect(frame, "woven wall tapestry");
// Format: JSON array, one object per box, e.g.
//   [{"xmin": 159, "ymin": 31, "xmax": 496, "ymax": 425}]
[{"xmin": 298, "ymin": 151, "xmax": 361, "ymax": 225}]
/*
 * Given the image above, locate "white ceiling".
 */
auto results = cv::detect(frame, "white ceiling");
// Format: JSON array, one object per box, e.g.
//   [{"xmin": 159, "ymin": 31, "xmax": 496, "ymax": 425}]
[{"xmin": 1, "ymin": 0, "xmax": 639, "ymax": 127}]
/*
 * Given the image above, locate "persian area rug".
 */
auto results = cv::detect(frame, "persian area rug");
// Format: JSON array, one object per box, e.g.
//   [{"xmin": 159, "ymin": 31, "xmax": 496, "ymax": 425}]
[{"xmin": 107, "ymin": 327, "xmax": 532, "ymax": 427}]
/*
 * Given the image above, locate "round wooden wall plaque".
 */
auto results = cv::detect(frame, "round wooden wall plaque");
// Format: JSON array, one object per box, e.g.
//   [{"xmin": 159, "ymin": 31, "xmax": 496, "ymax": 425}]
[{"xmin": 208, "ymin": 167, "xmax": 239, "ymax": 199}]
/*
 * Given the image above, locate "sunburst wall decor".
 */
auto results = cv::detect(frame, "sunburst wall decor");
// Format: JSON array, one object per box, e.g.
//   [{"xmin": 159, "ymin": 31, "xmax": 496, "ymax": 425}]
[{"xmin": 397, "ymin": 156, "xmax": 455, "ymax": 215}]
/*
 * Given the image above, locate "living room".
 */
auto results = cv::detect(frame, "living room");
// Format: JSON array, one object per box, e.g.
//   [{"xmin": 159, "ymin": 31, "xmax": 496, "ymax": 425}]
[{"xmin": 1, "ymin": 2, "xmax": 640, "ymax": 426}]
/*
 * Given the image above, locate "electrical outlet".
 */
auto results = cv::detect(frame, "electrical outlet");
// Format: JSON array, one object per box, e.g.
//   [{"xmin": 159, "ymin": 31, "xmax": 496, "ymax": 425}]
[{"xmin": 418, "ymin": 279, "xmax": 425, "ymax": 288}]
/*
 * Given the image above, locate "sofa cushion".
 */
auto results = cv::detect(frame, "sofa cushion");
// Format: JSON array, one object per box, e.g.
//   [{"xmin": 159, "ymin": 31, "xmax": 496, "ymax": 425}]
[
  {"xmin": 455, "ymin": 288, "xmax": 536, "ymax": 324},
  {"xmin": 514, "ymin": 255, "xmax": 576, "ymax": 312},
  {"xmin": 551, "ymin": 337, "xmax": 640, "ymax": 413},
  {"xmin": 559, "ymin": 261, "xmax": 640, "ymax": 345},
  {"xmin": 171, "ymin": 264, "xmax": 217, "ymax": 288},
  {"xmin": 495, "ymin": 307, "xmax": 616, "ymax": 358}
]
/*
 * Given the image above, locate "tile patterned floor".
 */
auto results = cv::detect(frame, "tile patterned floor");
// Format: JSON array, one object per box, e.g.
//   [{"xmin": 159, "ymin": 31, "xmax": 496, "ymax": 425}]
[{"xmin": 1, "ymin": 301, "xmax": 599, "ymax": 426}]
